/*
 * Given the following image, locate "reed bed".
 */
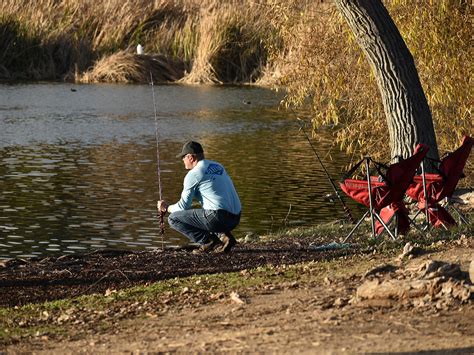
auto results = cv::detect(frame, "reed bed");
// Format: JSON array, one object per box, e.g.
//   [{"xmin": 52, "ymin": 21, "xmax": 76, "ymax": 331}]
[
  {"xmin": 180, "ymin": 1, "xmax": 271, "ymax": 84},
  {"xmin": 0, "ymin": 0, "xmax": 272, "ymax": 84}
]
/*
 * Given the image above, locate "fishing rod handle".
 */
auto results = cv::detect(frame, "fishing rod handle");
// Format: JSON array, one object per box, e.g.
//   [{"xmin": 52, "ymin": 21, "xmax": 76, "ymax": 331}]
[{"xmin": 158, "ymin": 212, "xmax": 166, "ymax": 235}]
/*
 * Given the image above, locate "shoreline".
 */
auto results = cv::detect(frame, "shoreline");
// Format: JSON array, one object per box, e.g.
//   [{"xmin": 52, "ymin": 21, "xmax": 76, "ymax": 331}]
[{"xmin": 1, "ymin": 227, "xmax": 472, "ymax": 352}]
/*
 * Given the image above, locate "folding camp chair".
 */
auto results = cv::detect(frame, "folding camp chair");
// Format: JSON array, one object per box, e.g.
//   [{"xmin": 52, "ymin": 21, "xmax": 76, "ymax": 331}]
[
  {"xmin": 405, "ymin": 135, "xmax": 473, "ymax": 229},
  {"xmin": 340, "ymin": 144, "xmax": 429, "ymax": 242}
]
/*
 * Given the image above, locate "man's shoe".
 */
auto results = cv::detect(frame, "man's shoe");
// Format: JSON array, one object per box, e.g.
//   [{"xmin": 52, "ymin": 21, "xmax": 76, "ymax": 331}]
[
  {"xmin": 192, "ymin": 235, "xmax": 222, "ymax": 255},
  {"xmin": 216, "ymin": 232, "xmax": 237, "ymax": 253}
]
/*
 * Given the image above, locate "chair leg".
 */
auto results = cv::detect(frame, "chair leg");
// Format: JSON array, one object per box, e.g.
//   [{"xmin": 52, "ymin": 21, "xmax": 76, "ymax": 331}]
[
  {"xmin": 373, "ymin": 212, "xmax": 397, "ymax": 240},
  {"xmin": 411, "ymin": 208, "xmax": 422, "ymax": 220},
  {"xmin": 369, "ymin": 211, "xmax": 376, "ymax": 239},
  {"xmin": 394, "ymin": 213, "xmax": 398, "ymax": 238},
  {"xmin": 343, "ymin": 210, "xmax": 370, "ymax": 244},
  {"xmin": 445, "ymin": 199, "xmax": 469, "ymax": 224},
  {"xmin": 407, "ymin": 215, "xmax": 426, "ymax": 233},
  {"xmin": 420, "ymin": 161, "xmax": 430, "ymax": 225},
  {"xmin": 410, "ymin": 208, "xmax": 431, "ymax": 231},
  {"xmin": 451, "ymin": 206, "xmax": 469, "ymax": 224},
  {"xmin": 365, "ymin": 158, "xmax": 377, "ymax": 239},
  {"xmin": 376, "ymin": 212, "xmax": 396, "ymax": 239}
]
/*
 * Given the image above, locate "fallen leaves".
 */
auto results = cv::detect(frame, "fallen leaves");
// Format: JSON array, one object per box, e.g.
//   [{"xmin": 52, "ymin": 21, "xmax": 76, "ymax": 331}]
[{"xmin": 105, "ymin": 288, "xmax": 117, "ymax": 296}]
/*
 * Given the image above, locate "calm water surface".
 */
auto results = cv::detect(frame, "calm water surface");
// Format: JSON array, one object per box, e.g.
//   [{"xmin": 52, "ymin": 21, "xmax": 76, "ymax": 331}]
[{"xmin": 0, "ymin": 83, "xmax": 353, "ymax": 259}]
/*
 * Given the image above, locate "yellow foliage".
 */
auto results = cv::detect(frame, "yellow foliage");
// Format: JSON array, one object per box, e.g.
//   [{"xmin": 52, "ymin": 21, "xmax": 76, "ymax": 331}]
[{"xmin": 268, "ymin": 0, "xmax": 472, "ymax": 181}]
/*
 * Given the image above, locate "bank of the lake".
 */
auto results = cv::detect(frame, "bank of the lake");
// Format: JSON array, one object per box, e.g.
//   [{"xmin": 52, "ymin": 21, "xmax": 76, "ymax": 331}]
[{"xmin": 1, "ymin": 219, "xmax": 472, "ymax": 353}]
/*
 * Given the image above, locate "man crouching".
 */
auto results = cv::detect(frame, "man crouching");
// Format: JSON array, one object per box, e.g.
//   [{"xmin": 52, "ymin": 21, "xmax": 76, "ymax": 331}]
[{"xmin": 157, "ymin": 141, "xmax": 241, "ymax": 254}]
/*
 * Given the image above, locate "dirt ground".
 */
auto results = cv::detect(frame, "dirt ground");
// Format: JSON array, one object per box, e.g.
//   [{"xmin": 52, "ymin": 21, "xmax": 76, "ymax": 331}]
[
  {"xmin": 2, "ymin": 236, "xmax": 473, "ymax": 354},
  {"xmin": 0, "ymin": 237, "xmax": 351, "ymax": 307}
]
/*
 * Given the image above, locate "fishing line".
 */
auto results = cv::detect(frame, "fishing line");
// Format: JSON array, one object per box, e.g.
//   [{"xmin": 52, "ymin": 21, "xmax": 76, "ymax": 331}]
[
  {"xmin": 296, "ymin": 117, "xmax": 355, "ymax": 224},
  {"xmin": 150, "ymin": 72, "xmax": 165, "ymax": 248}
]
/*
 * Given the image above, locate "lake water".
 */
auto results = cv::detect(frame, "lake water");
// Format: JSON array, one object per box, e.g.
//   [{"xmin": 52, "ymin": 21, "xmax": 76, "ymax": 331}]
[{"xmin": 0, "ymin": 83, "xmax": 353, "ymax": 259}]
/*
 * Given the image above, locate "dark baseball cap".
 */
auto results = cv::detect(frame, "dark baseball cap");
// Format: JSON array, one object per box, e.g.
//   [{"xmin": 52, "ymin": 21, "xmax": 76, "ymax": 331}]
[{"xmin": 176, "ymin": 141, "xmax": 204, "ymax": 158}]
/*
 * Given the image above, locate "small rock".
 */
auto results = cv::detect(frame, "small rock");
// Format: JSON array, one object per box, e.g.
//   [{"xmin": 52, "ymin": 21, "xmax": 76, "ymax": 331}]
[
  {"xmin": 209, "ymin": 292, "xmax": 224, "ymax": 300},
  {"xmin": 396, "ymin": 242, "xmax": 423, "ymax": 261},
  {"xmin": 364, "ymin": 264, "xmax": 397, "ymax": 278},
  {"xmin": 230, "ymin": 291, "xmax": 245, "ymax": 304},
  {"xmin": 451, "ymin": 189, "xmax": 474, "ymax": 206},
  {"xmin": 288, "ymin": 281, "xmax": 299, "ymax": 288}
]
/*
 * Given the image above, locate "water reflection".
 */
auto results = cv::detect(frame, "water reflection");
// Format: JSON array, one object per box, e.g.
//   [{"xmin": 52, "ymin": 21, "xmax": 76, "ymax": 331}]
[{"xmin": 0, "ymin": 84, "xmax": 353, "ymax": 259}]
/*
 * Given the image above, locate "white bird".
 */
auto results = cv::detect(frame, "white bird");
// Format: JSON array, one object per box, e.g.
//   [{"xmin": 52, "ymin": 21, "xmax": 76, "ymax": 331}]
[{"xmin": 136, "ymin": 44, "xmax": 144, "ymax": 55}]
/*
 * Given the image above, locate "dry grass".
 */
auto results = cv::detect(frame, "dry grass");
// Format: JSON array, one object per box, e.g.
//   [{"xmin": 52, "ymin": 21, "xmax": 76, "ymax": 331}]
[
  {"xmin": 0, "ymin": 0, "xmax": 271, "ymax": 84},
  {"xmin": 78, "ymin": 51, "xmax": 185, "ymax": 83},
  {"xmin": 179, "ymin": 3, "xmax": 225, "ymax": 84},
  {"xmin": 180, "ymin": 1, "xmax": 272, "ymax": 84},
  {"xmin": 0, "ymin": 0, "xmax": 201, "ymax": 80}
]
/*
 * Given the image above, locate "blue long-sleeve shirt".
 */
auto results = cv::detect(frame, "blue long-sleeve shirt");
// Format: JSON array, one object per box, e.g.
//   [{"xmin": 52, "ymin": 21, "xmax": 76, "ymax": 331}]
[{"xmin": 168, "ymin": 159, "xmax": 241, "ymax": 215}]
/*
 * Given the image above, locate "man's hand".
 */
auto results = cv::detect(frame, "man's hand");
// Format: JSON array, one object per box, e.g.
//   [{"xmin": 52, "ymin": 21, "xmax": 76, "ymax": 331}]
[{"xmin": 157, "ymin": 200, "xmax": 168, "ymax": 214}]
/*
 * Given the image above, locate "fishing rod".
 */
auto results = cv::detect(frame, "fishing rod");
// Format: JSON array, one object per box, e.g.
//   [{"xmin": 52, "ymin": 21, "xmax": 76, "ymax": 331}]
[
  {"xmin": 296, "ymin": 117, "xmax": 355, "ymax": 224},
  {"xmin": 150, "ymin": 72, "xmax": 165, "ymax": 248}
]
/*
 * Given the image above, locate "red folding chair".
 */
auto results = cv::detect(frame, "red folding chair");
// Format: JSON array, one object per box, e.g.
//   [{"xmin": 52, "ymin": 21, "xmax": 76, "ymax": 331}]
[
  {"xmin": 340, "ymin": 144, "xmax": 429, "ymax": 242},
  {"xmin": 406, "ymin": 135, "xmax": 473, "ymax": 229}
]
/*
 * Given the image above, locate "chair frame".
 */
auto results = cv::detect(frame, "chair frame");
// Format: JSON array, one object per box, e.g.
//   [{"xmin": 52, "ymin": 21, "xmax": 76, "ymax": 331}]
[
  {"xmin": 409, "ymin": 162, "xmax": 470, "ymax": 229},
  {"xmin": 341, "ymin": 144, "xmax": 429, "ymax": 243},
  {"xmin": 342, "ymin": 157, "xmax": 397, "ymax": 243},
  {"xmin": 407, "ymin": 136, "xmax": 473, "ymax": 230}
]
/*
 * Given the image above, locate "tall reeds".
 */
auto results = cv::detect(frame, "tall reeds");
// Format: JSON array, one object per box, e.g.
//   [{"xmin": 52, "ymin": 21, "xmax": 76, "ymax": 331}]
[
  {"xmin": 180, "ymin": 1, "xmax": 271, "ymax": 84},
  {"xmin": 0, "ymin": 0, "xmax": 273, "ymax": 84}
]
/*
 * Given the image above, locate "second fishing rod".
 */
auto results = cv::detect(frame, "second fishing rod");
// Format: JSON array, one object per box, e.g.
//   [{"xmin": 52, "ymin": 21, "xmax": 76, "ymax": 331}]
[{"xmin": 297, "ymin": 117, "xmax": 355, "ymax": 224}]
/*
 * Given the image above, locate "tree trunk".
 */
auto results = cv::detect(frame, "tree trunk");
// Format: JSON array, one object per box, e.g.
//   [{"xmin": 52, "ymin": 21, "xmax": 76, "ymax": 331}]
[{"xmin": 333, "ymin": 0, "xmax": 439, "ymax": 162}]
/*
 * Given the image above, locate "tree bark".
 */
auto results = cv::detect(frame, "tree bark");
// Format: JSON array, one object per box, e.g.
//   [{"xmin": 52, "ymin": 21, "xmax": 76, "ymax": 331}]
[{"xmin": 333, "ymin": 0, "xmax": 439, "ymax": 162}]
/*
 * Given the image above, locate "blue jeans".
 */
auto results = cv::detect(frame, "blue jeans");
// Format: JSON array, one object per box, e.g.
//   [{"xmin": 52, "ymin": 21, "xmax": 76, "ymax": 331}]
[{"xmin": 168, "ymin": 209, "xmax": 241, "ymax": 245}]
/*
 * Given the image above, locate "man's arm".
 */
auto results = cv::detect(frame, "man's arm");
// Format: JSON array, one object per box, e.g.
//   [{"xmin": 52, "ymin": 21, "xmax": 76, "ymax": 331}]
[{"xmin": 167, "ymin": 173, "xmax": 198, "ymax": 213}]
